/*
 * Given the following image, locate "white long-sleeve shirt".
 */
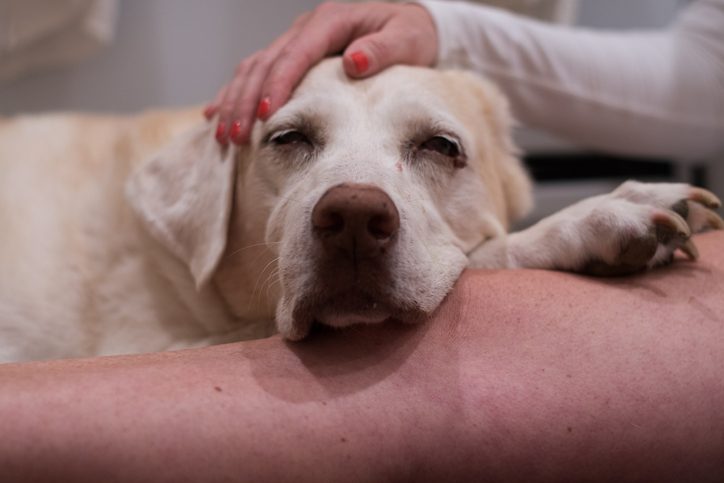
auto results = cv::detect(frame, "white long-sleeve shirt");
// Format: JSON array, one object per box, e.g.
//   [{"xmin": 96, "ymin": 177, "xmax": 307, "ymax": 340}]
[{"xmin": 419, "ymin": 0, "xmax": 724, "ymax": 161}]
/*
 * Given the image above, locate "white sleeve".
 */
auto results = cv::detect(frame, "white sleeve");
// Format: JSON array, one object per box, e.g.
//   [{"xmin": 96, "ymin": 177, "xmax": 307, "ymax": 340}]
[{"xmin": 417, "ymin": 0, "xmax": 724, "ymax": 161}]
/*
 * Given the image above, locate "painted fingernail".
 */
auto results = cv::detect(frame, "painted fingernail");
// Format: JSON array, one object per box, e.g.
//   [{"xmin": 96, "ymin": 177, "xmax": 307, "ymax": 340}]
[
  {"xmin": 350, "ymin": 51, "xmax": 369, "ymax": 74},
  {"xmin": 230, "ymin": 121, "xmax": 247, "ymax": 145},
  {"xmin": 257, "ymin": 97, "xmax": 271, "ymax": 118},
  {"xmin": 204, "ymin": 106, "xmax": 215, "ymax": 119},
  {"xmin": 216, "ymin": 122, "xmax": 226, "ymax": 143},
  {"xmin": 230, "ymin": 121, "xmax": 241, "ymax": 139}
]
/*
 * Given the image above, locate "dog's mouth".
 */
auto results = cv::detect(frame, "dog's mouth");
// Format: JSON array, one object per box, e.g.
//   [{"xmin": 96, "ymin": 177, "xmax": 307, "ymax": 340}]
[
  {"xmin": 287, "ymin": 285, "xmax": 429, "ymax": 339},
  {"xmin": 279, "ymin": 182, "xmax": 437, "ymax": 339},
  {"xmin": 315, "ymin": 290, "xmax": 392, "ymax": 327}
]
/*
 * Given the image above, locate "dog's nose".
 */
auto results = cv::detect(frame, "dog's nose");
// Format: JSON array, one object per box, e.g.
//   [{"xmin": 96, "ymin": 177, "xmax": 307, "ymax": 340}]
[{"xmin": 312, "ymin": 183, "xmax": 400, "ymax": 258}]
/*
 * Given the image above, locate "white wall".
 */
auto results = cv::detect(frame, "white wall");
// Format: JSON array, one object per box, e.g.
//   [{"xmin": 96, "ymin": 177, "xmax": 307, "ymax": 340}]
[{"xmin": 0, "ymin": 0, "xmax": 323, "ymax": 114}]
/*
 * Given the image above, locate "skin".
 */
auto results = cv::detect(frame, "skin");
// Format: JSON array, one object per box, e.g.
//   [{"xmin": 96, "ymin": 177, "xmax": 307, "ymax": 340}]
[
  {"xmin": 1, "ymin": 231, "xmax": 723, "ymax": 481},
  {"xmin": 207, "ymin": 1, "xmax": 437, "ymax": 146}
]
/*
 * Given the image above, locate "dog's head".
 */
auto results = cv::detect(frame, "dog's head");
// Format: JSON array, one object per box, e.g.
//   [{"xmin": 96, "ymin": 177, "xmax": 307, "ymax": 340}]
[{"xmin": 128, "ymin": 58, "xmax": 531, "ymax": 339}]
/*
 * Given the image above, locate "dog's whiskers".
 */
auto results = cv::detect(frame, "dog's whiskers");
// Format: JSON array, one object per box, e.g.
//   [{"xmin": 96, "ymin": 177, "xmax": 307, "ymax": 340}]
[
  {"xmin": 262, "ymin": 268, "xmax": 282, "ymax": 314},
  {"xmin": 290, "ymin": 180, "xmax": 314, "ymax": 196},
  {"xmin": 277, "ymin": 195, "xmax": 304, "ymax": 205},
  {"xmin": 258, "ymin": 267, "xmax": 280, "ymax": 309},
  {"xmin": 248, "ymin": 256, "xmax": 280, "ymax": 312},
  {"xmin": 244, "ymin": 241, "xmax": 282, "ymax": 272},
  {"xmin": 225, "ymin": 241, "xmax": 281, "ymax": 259},
  {"xmin": 275, "ymin": 180, "xmax": 315, "ymax": 206}
]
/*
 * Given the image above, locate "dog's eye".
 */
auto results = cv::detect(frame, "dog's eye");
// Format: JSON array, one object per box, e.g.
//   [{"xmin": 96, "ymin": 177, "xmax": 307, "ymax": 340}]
[
  {"xmin": 420, "ymin": 136, "xmax": 466, "ymax": 168},
  {"xmin": 271, "ymin": 130, "xmax": 312, "ymax": 147},
  {"xmin": 421, "ymin": 136, "xmax": 459, "ymax": 158}
]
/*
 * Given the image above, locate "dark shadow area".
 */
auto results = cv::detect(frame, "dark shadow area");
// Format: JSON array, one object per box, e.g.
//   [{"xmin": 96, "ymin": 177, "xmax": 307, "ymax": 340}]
[
  {"xmin": 243, "ymin": 274, "xmax": 475, "ymax": 404},
  {"xmin": 523, "ymin": 152, "xmax": 674, "ymax": 182},
  {"xmin": 245, "ymin": 312, "xmax": 447, "ymax": 403}
]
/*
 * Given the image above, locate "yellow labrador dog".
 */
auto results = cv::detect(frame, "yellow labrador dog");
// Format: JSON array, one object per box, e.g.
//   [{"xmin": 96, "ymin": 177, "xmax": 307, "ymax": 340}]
[{"xmin": 1, "ymin": 58, "xmax": 721, "ymax": 362}]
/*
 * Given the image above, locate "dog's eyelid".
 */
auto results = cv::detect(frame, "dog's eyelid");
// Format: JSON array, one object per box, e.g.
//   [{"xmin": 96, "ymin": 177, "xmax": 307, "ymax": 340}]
[
  {"xmin": 419, "ymin": 124, "xmax": 464, "ymax": 149},
  {"xmin": 263, "ymin": 113, "xmax": 325, "ymax": 146},
  {"xmin": 271, "ymin": 128, "xmax": 294, "ymax": 138},
  {"xmin": 437, "ymin": 134, "xmax": 462, "ymax": 152},
  {"xmin": 421, "ymin": 134, "xmax": 463, "ymax": 155},
  {"xmin": 263, "ymin": 128, "xmax": 295, "ymax": 143},
  {"xmin": 263, "ymin": 129, "xmax": 316, "ymax": 149},
  {"xmin": 270, "ymin": 129, "xmax": 302, "ymax": 141},
  {"xmin": 435, "ymin": 133, "xmax": 457, "ymax": 143}
]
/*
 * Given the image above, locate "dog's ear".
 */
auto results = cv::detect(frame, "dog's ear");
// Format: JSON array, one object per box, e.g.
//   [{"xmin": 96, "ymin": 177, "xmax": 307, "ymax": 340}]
[
  {"xmin": 470, "ymin": 74, "xmax": 532, "ymax": 227},
  {"xmin": 127, "ymin": 122, "xmax": 236, "ymax": 290}
]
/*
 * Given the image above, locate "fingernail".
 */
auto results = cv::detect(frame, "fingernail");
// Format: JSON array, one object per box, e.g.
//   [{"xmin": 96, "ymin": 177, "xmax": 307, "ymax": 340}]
[
  {"xmin": 350, "ymin": 51, "xmax": 369, "ymax": 74},
  {"xmin": 230, "ymin": 121, "xmax": 241, "ymax": 139},
  {"xmin": 216, "ymin": 122, "xmax": 226, "ymax": 144},
  {"xmin": 230, "ymin": 121, "xmax": 247, "ymax": 145},
  {"xmin": 257, "ymin": 97, "xmax": 271, "ymax": 118},
  {"xmin": 204, "ymin": 106, "xmax": 214, "ymax": 119}
]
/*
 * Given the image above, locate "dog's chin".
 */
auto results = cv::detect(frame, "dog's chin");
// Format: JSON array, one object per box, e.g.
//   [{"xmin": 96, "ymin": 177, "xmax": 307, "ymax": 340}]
[
  {"xmin": 312, "ymin": 289, "xmax": 393, "ymax": 328},
  {"xmin": 318, "ymin": 305, "xmax": 392, "ymax": 328},
  {"xmin": 283, "ymin": 288, "xmax": 429, "ymax": 340}
]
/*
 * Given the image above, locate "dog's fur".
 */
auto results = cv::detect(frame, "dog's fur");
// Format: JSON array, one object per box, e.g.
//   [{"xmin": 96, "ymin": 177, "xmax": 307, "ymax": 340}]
[{"xmin": 1, "ymin": 59, "xmax": 720, "ymax": 362}]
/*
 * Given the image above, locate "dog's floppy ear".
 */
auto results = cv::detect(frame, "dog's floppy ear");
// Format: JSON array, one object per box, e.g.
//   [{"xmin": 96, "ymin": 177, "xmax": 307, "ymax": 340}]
[
  {"xmin": 127, "ymin": 122, "xmax": 236, "ymax": 290},
  {"xmin": 471, "ymin": 74, "xmax": 532, "ymax": 227}
]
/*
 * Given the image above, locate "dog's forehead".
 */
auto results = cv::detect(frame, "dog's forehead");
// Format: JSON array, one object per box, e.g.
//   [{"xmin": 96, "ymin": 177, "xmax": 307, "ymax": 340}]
[{"xmin": 285, "ymin": 59, "xmax": 472, "ymax": 131}]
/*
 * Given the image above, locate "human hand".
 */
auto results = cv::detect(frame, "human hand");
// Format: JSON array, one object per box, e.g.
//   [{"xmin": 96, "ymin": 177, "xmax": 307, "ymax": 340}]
[{"xmin": 205, "ymin": 2, "xmax": 438, "ymax": 146}]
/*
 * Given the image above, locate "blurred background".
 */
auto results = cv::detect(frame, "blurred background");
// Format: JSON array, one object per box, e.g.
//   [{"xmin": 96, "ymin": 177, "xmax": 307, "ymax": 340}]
[{"xmin": 1, "ymin": 0, "xmax": 717, "ymax": 226}]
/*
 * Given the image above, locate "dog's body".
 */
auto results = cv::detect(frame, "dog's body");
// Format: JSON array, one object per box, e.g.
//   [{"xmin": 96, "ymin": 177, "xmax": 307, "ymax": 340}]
[
  {"xmin": 0, "ymin": 109, "xmax": 252, "ymax": 362},
  {"xmin": 1, "ymin": 59, "xmax": 720, "ymax": 362}
]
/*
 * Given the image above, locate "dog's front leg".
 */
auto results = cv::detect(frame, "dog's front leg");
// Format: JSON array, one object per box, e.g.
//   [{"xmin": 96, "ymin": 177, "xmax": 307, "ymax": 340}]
[{"xmin": 469, "ymin": 181, "xmax": 724, "ymax": 275}]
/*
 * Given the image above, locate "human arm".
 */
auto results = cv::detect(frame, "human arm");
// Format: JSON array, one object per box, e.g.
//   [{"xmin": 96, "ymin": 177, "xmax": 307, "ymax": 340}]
[
  {"xmin": 420, "ymin": 0, "xmax": 724, "ymax": 160},
  {"xmin": 1, "ymin": 231, "xmax": 723, "ymax": 481}
]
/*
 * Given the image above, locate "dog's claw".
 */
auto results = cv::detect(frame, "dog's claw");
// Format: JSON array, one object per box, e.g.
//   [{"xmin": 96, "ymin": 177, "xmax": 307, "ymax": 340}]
[
  {"xmin": 706, "ymin": 210, "xmax": 724, "ymax": 230},
  {"xmin": 680, "ymin": 239, "xmax": 699, "ymax": 259},
  {"xmin": 689, "ymin": 187, "xmax": 722, "ymax": 209},
  {"xmin": 652, "ymin": 210, "xmax": 691, "ymax": 238}
]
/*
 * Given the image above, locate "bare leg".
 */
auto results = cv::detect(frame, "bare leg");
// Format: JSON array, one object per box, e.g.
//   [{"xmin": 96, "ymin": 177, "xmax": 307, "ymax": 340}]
[{"xmin": 1, "ymin": 232, "xmax": 723, "ymax": 482}]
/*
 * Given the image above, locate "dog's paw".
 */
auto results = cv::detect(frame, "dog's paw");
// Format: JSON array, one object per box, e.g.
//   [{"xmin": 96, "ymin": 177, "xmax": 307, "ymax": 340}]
[{"xmin": 577, "ymin": 181, "xmax": 722, "ymax": 276}]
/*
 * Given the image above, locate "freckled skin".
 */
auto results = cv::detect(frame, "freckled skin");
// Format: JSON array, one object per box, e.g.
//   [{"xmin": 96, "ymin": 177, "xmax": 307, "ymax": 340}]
[{"xmin": 0, "ymin": 231, "xmax": 722, "ymax": 481}]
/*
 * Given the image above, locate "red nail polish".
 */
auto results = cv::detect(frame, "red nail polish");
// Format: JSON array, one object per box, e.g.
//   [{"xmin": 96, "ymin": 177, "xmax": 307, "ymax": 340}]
[
  {"xmin": 257, "ymin": 98, "xmax": 271, "ymax": 118},
  {"xmin": 216, "ymin": 122, "xmax": 226, "ymax": 141},
  {"xmin": 204, "ymin": 106, "xmax": 214, "ymax": 119},
  {"xmin": 350, "ymin": 51, "xmax": 369, "ymax": 74},
  {"xmin": 230, "ymin": 121, "xmax": 241, "ymax": 139}
]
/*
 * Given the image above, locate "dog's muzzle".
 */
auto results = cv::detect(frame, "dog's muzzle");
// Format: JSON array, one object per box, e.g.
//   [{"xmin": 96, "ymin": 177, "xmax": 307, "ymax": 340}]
[{"xmin": 304, "ymin": 182, "xmax": 400, "ymax": 328}]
